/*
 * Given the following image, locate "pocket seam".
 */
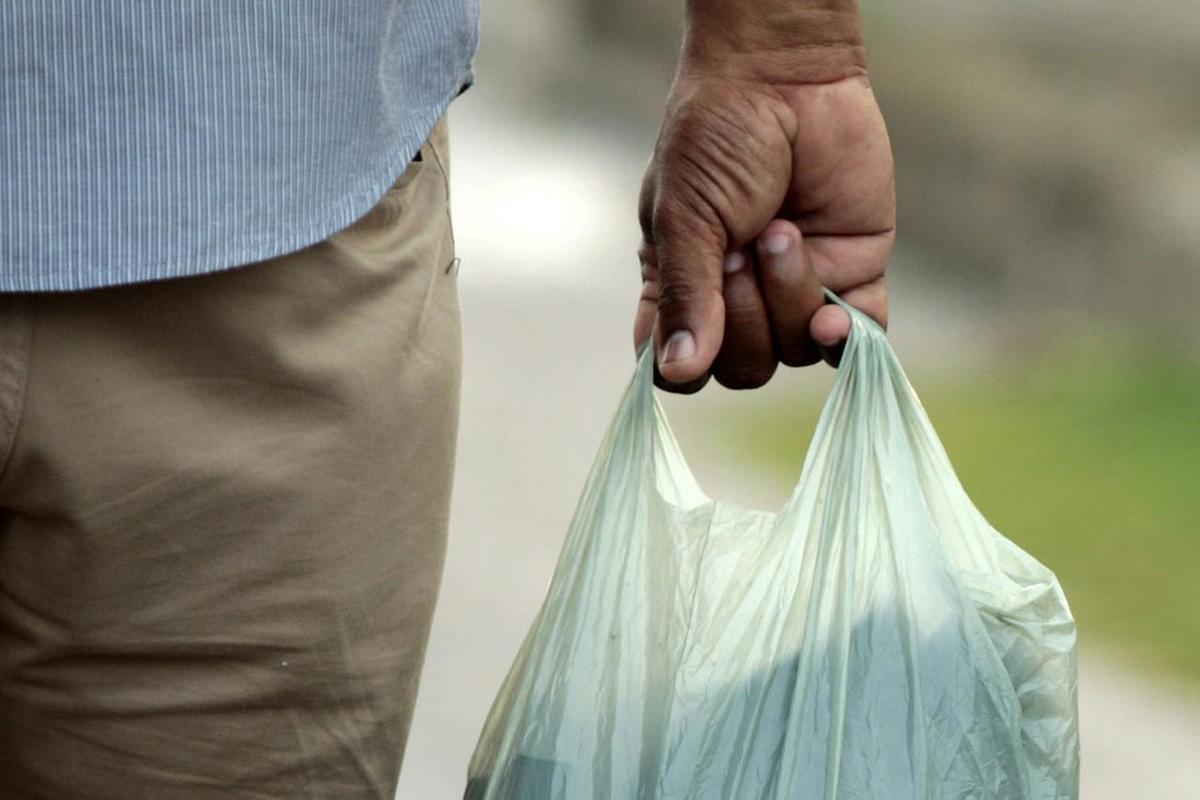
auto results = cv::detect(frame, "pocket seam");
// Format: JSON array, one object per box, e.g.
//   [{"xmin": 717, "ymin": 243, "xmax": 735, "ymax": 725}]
[{"xmin": 424, "ymin": 123, "xmax": 457, "ymax": 260}]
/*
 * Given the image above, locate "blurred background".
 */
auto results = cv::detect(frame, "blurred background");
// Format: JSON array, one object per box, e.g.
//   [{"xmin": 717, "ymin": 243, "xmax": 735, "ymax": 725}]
[{"xmin": 400, "ymin": 0, "xmax": 1200, "ymax": 796}]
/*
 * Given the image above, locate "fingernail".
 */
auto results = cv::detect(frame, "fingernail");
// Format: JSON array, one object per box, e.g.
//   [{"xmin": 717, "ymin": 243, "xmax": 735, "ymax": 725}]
[
  {"xmin": 762, "ymin": 233, "xmax": 792, "ymax": 255},
  {"xmin": 661, "ymin": 330, "xmax": 696, "ymax": 365},
  {"xmin": 723, "ymin": 252, "xmax": 746, "ymax": 273}
]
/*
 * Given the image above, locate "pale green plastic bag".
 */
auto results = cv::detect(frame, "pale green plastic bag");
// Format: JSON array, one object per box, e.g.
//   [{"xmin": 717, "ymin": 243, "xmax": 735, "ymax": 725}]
[{"xmin": 467, "ymin": 297, "xmax": 1080, "ymax": 799}]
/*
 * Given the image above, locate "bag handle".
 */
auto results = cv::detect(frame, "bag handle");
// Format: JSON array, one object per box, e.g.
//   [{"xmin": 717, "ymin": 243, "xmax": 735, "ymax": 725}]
[{"xmin": 626, "ymin": 291, "xmax": 900, "ymax": 516}]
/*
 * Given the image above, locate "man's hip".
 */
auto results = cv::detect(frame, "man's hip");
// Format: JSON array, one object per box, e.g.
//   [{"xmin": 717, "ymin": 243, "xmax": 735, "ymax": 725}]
[{"xmin": 0, "ymin": 118, "xmax": 459, "ymax": 798}]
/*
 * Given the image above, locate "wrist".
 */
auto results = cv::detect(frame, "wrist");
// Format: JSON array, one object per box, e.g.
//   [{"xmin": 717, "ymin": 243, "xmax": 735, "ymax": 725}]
[{"xmin": 682, "ymin": 0, "xmax": 866, "ymax": 84}]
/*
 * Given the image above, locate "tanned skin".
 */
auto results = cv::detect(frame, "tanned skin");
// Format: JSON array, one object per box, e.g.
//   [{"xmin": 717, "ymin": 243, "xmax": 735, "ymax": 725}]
[{"xmin": 635, "ymin": 0, "xmax": 895, "ymax": 392}]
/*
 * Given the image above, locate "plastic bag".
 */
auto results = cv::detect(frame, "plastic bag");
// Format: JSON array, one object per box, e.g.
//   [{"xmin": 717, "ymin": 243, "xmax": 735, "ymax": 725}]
[{"xmin": 466, "ymin": 296, "xmax": 1079, "ymax": 799}]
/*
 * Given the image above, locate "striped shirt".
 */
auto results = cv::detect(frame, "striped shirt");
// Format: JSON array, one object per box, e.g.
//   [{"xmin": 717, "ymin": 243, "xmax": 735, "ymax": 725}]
[{"xmin": 0, "ymin": 1, "xmax": 479, "ymax": 291}]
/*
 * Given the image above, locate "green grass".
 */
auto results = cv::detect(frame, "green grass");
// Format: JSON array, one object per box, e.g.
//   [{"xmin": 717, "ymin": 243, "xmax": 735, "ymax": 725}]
[{"xmin": 718, "ymin": 344, "xmax": 1200, "ymax": 685}]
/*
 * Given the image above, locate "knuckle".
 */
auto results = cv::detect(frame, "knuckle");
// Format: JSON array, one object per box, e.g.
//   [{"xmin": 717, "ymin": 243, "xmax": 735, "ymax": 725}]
[
  {"xmin": 655, "ymin": 281, "xmax": 714, "ymax": 321},
  {"xmin": 638, "ymin": 179, "xmax": 656, "ymax": 239},
  {"xmin": 654, "ymin": 369, "xmax": 710, "ymax": 395},
  {"xmin": 652, "ymin": 191, "xmax": 721, "ymax": 243},
  {"xmin": 714, "ymin": 359, "xmax": 777, "ymax": 390},
  {"xmin": 722, "ymin": 295, "xmax": 764, "ymax": 326},
  {"xmin": 868, "ymin": 295, "xmax": 890, "ymax": 329},
  {"xmin": 651, "ymin": 87, "xmax": 793, "ymax": 237},
  {"xmin": 638, "ymin": 282, "xmax": 659, "ymax": 305},
  {"xmin": 779, "ymin": 347, "xmax": 821, "ymax": 368},
  {"xmin": 638, "ymin": 243, "xmax": 658, "ymax": 278}
]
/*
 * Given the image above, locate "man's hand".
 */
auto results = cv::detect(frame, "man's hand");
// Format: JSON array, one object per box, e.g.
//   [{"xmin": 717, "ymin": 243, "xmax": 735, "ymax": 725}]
[{"xmin": 635, "ymin": 0, "xmax": 895, "ymax": 391}]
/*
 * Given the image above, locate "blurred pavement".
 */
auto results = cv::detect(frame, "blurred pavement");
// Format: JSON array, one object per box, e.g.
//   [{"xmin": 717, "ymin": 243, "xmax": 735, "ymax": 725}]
[{"xmin": 396, "ymin": 92, "xmax": 1200, "ymax": 799}]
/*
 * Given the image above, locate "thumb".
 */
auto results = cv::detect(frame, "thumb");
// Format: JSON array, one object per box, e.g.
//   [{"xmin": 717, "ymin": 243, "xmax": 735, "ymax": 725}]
[{"xmin": 651, "ymin": 210, "xmax": 727, "ymax": 386}]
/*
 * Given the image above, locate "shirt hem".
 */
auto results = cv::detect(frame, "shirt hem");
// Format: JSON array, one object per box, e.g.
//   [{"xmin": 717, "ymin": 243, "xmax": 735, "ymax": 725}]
[{"xmin": 0, "ymin": 90, "xmax": 466, "ymax": 294}]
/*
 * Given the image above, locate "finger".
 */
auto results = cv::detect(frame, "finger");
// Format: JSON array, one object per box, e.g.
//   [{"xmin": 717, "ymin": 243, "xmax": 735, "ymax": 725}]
[
  {"xmin": 637, "ymin": 167, "xmax": 657, "ymax": 245},
  {"xmin": 711, "ymin": 251, "xmax": 777, "ymax": 390},
  {"xmin": 653, "ymin": 362, "xmax": 711, "ymax": 394},
  {"xmin": 633, "ymin": 242, "xmax": 658, "ymax": 352},
  {"xmin": 838, "ymin": 275, "xmax": 888, "ymax": 330},
  {"xmin": 645, "ymin": 239, "xmax": 712, "ymax": 393},
  {"xmin": 756, "ymin": 220, "xmax": 825, "ymax": 368},
  {"xmin": 812, "ymin": 305, "xmax": 849, "ymax": 367},
  {"xmin": 811, "ymin": 304, "xmax": 851, "ymax": 348},
  {"xmin": 651, "ymin": 197, "xmax": 727, "ymax": 387},
  {"xmin": 811, "ymin": 276, "xmax": 887, "ymax": 366},
  {"xmin": 804, "ymin": 231, "xmax": 893, "ymax": 324}
]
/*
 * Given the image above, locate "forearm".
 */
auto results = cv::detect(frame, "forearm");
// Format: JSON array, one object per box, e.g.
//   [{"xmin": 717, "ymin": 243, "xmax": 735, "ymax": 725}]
[{"xmin": 683, "ymin": 0, "xmax": 866, "ymax": 83}]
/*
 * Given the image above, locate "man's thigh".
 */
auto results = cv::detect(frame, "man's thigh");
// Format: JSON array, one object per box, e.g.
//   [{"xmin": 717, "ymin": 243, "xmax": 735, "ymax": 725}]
[{"xmin": 0, "ymin": 122, "xmax": 459, "ymax": 799}]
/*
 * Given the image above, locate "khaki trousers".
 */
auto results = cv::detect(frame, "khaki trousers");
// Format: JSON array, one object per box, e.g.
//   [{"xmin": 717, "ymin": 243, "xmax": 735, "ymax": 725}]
[{"xmin": 0, "ymin": 121, "xmax": 460, "ymax": 798}]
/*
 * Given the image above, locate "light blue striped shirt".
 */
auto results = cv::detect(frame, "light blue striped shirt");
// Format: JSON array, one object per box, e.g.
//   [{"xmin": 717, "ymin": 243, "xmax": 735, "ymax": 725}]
[{"xmin": 0, "ymin": 1, "xmax": 479, "ymax": 291}]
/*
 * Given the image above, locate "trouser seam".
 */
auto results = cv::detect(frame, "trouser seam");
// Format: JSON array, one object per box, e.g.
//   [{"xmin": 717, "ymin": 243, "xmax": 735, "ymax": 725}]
[
  {"xmin": 0, "ymin": 296, "xmax": 33, "ymax": 487},
  {"xmin": 424, "ymin": 126, "xmax": 457, "ymax": 269}
]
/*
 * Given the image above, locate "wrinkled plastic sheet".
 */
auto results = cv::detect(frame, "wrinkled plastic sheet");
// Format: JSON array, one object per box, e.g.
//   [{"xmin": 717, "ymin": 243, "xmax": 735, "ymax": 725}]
[{"xmin": 467, "ymin": 297, "xmax": 1079, "ymax": 799}]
